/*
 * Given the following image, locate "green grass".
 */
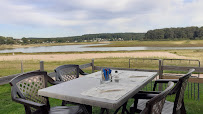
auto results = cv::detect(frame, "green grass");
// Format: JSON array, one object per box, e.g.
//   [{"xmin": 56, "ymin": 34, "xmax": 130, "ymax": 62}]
[
  {"xmin": 0, "ymin": 57, "xmax": 135, "ymax": 77},
  {"xmin": 0, "ymin": 60, "xmax": 41, "ymax": 77},
  {"xmin": 0, "ymin": 84, "xmax": 24, "ymax": 114}
]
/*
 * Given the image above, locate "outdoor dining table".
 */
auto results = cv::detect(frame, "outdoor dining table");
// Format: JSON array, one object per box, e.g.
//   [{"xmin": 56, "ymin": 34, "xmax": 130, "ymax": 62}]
[{"xmin": 38, "ymin": 70, "xmax": 158, "ymax": 113}]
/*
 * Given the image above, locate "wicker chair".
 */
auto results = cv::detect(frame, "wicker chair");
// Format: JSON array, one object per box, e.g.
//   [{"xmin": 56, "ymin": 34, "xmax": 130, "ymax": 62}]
[
  {"xmin": 54, "ymin": 64, "xmax": 88, "ymax": 106},
  {"xmin": 9, "ymin": 71, "xmax": 84, "ymax": 114},
  {"xmin": 140, "ymin": 81, "xmax": 174, "ymax": 114},
  {"xmin": 130, "ymin": 69, "xmax": 195, "ymax": 114},
  {"xmin": 55, "ymin": 64, "xmax": 87, "ymax": 82}
]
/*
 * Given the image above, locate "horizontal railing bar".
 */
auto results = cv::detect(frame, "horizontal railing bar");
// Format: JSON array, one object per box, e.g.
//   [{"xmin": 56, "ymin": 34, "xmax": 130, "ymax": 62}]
[
  {"xmin": 163, "ymin": 76, "xmax": 203, "ymax": 83},
  {"xmin": 0, "ymin": 70, "xmax": 40, "ymax": 85},
  {"xmin": 129, "ymin": 58, "xmax": 160, "ymax": 61},
  {"xmin": 79, "ymin": 63, "xmax": 92, "ymax": 69},
  {"xmin": 0, "ymin": 74, "xmax": 20, "ymax": 85},
  {"xmin": 94, "ymin": 66, "xmax": 158, "ymax": 72},
  {"xmin": 162, "ymin": 66, "xmax": 203, "ymax": 72},
  {"xmin": 163, "ymin": 59, "xmax": 200, "ymax": 62}
]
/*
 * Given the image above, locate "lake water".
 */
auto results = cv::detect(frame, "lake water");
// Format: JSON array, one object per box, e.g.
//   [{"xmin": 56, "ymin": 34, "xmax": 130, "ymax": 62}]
[{"xmin": 0, "ymin": 44, "xmax": 203, "ymax": 53}]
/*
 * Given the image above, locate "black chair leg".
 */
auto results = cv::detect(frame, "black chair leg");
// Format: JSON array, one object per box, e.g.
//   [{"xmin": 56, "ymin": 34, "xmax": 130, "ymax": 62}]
[
  {"xmin": 130, "ymin": 99, "xmax": 138, "ymax": 114},
  {"xmin": 62, "ymin": 100, "xmax": 66, "ymax": 106}
]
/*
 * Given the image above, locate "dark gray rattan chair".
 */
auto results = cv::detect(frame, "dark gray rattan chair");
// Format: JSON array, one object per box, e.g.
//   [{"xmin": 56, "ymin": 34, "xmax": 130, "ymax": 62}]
[
  {"xmin": 55, "ymin": 64, "xmax": 88, "ymax": 82},
  {"xmin": 54, "ymin": 64, "xmax": 88, "ymax": 106},
  {"xmin": 130, "ymin": 69, "xmax": 195, "ymax": 114},
  {"xmin": 140, "ymin": 81, "xmax": 174, "ymax": 114},
  {"xmin": 9, "ymin": 71, "xmax": 83, "ymax": 114}
]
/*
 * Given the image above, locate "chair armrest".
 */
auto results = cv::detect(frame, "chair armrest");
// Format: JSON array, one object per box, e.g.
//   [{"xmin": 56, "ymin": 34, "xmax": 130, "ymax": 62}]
[
  {"xmin": 153, "ymin": 79, "xmax": 178, "ymax": 91},
  {"xmin": 133, "ymin": 92, "xmax": 159, "ymax": 99},
  {"xmin": 13, "ymin": 97, "xmax": 46, "ymax": 108},
  {"xmin": 138, "ymin": 90, "xmax": 161, "ymax": 94},
  {"xmin": 79, "ymin": 68, "xmax": 89, "ymax": 75},
  {"xmin": 155, "ymin": 79, "xmax": 179, "ymax": 83},
  {"xmin": 47, "ymin": 75, "xmax": 61, "ymax": 85},
  {"xmin": 51, "ymin": 81, "xmax": 62, "ymax": 85},
  {"xmin": 80, "ymin": 72, "xmax": 89, "ymax": 75},
  {"xmin": 140, "ymin": 107, "xmax": 148, "ymax": 114}
]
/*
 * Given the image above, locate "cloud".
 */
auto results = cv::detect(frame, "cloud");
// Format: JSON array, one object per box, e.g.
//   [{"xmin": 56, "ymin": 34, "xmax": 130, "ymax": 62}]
[{"xmin": 0, "ymin": 0, "xmax": 203, "ymax": 38}]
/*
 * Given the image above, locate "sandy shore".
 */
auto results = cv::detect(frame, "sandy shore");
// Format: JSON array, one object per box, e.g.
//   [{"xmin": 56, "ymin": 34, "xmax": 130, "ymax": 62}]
[{"xmin": 0, "ymin": 52, "xmax": 187, "ymax": 61}]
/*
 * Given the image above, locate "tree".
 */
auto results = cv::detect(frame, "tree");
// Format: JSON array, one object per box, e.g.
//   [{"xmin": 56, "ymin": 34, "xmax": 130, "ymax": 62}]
[
  {"xmin": 6, "ymin": 37, "xmax": 15, "ymax": 44},
  {"xmin": 22, "ymin": 37, "xmax": 29, "ymax": 44},
  {"xmin": 0, "ymin": 36, "xmax": 5, "ymax": 44},
  {"xmin": 197, "ymin": 27, "xmax": 203, "ymax": 39},
  {"xmin": 144, "ymin": 26, "xmax": 201, "ymax": 40},
  {"xmin": 164, "ymin": 28, "xmax": 174, "ymax": 39}
]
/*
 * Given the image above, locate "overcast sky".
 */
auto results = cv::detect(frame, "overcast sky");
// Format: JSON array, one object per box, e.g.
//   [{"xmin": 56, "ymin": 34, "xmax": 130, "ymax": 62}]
[{"xmin": 0, "ymin": 0, "xmax": 202, "ymax": 38}]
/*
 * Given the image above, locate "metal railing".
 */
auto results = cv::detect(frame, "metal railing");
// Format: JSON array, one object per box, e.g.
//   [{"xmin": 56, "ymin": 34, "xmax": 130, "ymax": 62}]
[
  {"xmin": 162, "ymin": 59, "xmax": 200, "ymax": 101},
  {"xmin": 128, "ymin": 58, "xmax": 202, "ymax": 101}
]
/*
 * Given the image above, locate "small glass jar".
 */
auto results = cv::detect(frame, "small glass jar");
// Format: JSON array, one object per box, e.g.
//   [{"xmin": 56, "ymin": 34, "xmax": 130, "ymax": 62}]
[{"xmin": 114, "ymin": 70, "xmax": 119, "ymax": 82}]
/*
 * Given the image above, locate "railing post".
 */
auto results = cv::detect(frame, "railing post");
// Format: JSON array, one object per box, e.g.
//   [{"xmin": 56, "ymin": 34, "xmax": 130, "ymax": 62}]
[
  {"xmin": 159, "ymin": 59, "xmax": 163, "ymax": 79},
  {"xmin": 40, "ymin": 61, "xmax": 44, "ymax": 71},
  {"xmin": 129, "ymin": 59, "xmax": 130, "ymax": 68},
  {"xmin": 158, "ymin": 59, "xmax": 163, "ymax": 91},
  {"xmin": 21, "ymin": 60, "xmax": 24, "ymax": 73},
  {"xmin": 92, "ymin": 59, "xmax": 94, "ymax": 73}
]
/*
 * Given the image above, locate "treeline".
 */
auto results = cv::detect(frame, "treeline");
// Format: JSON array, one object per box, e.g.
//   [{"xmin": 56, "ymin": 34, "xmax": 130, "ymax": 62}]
[
  {"xmin": 2, "ymin": 26, "xmax": 203, "ymax": 45},
  {"xmin": 145, "ymin": 26, "xmax": 203, "ymax": 40},
  {"xmin": 77, "ymin": 33, "xmax": 145, "ymax": 41},
  {"xmin": 28, "ymin": 33, "xmax": 145, "ymax": 43},
  {"xmin": 0, "ymin": 36, "xmax": 15, "ymax": 44}
]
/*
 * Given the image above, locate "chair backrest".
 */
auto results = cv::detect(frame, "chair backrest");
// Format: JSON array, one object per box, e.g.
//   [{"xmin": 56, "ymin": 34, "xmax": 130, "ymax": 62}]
[
  {"xmin": 10, "ymin": 71, "xmax": 49, "ymax": 113},
  {"xmin": 141, "ymin": 82, "xmax": 174, "ymax": 114},
  {"xmin": 55, "ymin": 64, "xmax": 79, "ymax": 82},
  {"xmin": 172, "ymin": 69, "xmax": 195, "ymax": 113}
]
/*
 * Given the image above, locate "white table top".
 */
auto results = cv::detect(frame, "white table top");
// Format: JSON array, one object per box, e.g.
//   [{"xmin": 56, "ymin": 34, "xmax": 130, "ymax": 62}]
[{"xmin": 38, "ymin": 70, "xmax": 158, "ymax": 109}]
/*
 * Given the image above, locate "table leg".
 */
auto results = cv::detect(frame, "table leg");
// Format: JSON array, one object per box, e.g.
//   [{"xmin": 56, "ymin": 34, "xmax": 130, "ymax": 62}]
[
  {"xmin": 121, "ymin": 102, "xmax": 130, "ymax": 114},
  {"xmin": 84, "ymin": 105, "xmax": 92, "ymax": 114},
  {"xmin": 100, "ymin": 108, "xmax": 109, "ymax": 114}
]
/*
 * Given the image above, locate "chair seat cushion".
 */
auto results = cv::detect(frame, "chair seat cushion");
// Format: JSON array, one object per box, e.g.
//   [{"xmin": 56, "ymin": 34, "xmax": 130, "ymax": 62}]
[
  {"xmin": 49, "ymin": 106, "xmax": 82, "ymax": 114},
  {"xmin": 136, "ymin": 99, "xmax": 174, "ymax": 114}
]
